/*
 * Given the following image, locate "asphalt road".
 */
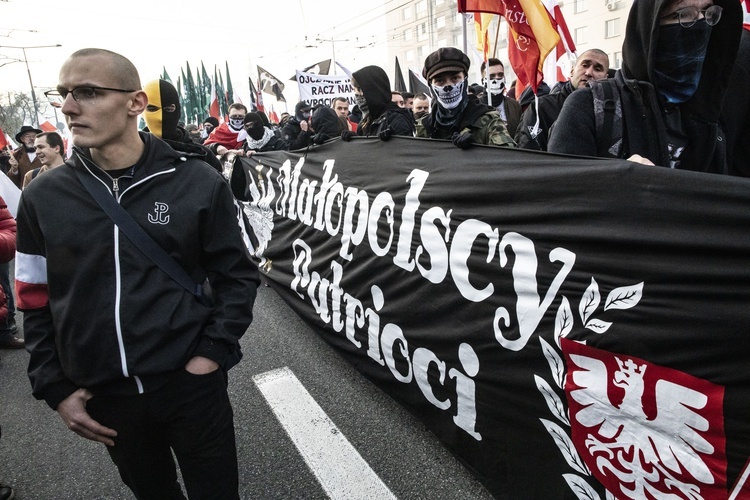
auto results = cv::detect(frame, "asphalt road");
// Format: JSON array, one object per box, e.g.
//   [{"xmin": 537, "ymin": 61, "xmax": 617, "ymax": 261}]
[{"xmin": 0, "ymin": 284, "xmax": 493, "ymax": 499}]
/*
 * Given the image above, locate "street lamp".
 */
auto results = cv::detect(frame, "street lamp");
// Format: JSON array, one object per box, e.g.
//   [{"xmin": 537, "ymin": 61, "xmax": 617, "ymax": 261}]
[{"xmin": 0, "ymin": 44, "xmax": 62, "ymax": 127}]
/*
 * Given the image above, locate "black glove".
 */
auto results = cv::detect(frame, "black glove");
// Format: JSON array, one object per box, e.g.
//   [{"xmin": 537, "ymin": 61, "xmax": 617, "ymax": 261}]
[
  {"xmin": 312, "ymin": 133, "xmax": 330, "ymax": 145},
  {"xmin": 341, "ymin": 130, "xmax": 356, "ymax": 142},
  {"xmin": 451, "ymin": 131, "xmax": 473, "ymax": 150},
  {"xmin": 378, "ymin": 127, "xmax": 393, "ymax": 141}
]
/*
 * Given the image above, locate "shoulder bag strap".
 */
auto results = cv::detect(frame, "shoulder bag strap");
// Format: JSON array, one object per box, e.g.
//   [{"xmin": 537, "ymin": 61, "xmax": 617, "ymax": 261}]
[{"xmin": 73, "ymin": 167, "xmax": 208, "ymax": 304}]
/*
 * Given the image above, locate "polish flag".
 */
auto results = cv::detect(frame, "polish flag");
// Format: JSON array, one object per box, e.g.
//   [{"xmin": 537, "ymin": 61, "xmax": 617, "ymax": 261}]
[
  {"xmin": 0, "ymin": 127, "xmax": 8, "ymax": 150},
  {"xmin": 39, "ymin": 121, "xmax": 57, "ymax": 132},
  {"xmin": 209, "ymin": 74, "xmax": 220, "ymax": 119}
]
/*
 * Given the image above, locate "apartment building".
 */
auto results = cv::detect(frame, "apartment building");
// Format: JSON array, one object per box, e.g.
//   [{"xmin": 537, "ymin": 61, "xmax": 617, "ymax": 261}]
[{"xmin": 385, "ymin": 0, "xmax": 634, "ymax": 85}]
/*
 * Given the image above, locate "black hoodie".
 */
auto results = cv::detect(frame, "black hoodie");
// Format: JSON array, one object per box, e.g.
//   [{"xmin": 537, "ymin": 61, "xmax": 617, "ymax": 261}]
[
  {"xmin": 352, "ymin": 66, "xmax": 415, "ymax": 137},
  {"xmin": 549, "ymin": 0, "xmax": 742, "ymax": 174},
  {"xmin": 721, "ymin": 30, "xmax": 750, "ymax": 177}
]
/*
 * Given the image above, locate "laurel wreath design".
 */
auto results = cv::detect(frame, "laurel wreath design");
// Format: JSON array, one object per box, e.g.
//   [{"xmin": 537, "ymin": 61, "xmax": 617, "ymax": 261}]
[{"xmin": 537, "ymin": 279, "xmax": 643, "ymax": 499}]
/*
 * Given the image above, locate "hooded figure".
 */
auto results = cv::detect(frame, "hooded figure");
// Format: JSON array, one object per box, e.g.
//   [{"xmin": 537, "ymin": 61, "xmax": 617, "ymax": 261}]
[
  {"xmin": 549, "ymin": 0, "xmax": 743, "ymax": 175},
  {"xmin": 350, "ymin": 66, "xmax": 414, "ymax": 137},
  {"xmin": 280, "ymin": 101, "xmax": 313, "ymax": 150},
  {"xmin": 721, "ymin": 30, "xmax": 750, "ymax": 177},
  {"xmin": 200, "ymin": 117, "xmax": 220, "ymax": 142},
  {"xmin": 143, "ymin": 79, "xmax": 223, "ymax": 172},
  {"xmin": 310, "ymin": 106, "xmax": 346, "ymax": 144}
]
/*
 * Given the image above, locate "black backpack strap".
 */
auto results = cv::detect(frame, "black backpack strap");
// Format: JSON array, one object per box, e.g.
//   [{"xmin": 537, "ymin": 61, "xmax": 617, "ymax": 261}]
[
  {"xmin": 31, "ymin": 167, "xmax": 41, "ymax": 180},
  {"xmin": 73, "ymin": 167, "xmax": 210, "ymax": 306},
  {"xmin": 590, "ymin": 79, "xmax": 623, "ymax": 158}
]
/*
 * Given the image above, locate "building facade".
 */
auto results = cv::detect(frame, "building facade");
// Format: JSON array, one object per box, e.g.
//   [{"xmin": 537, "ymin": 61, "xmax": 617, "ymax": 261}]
[{"xmin": 385, "ymin": 0, "xmax": 634, "ymax": 87}]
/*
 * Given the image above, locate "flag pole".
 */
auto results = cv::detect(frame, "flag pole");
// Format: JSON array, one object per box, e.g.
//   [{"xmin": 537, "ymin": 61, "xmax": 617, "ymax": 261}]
[
  {"xmin": 462, "ymin": 13, "xmax": 468, "ymax": 54},
  {"xmin": 492, "ymin": 15, "xmax": 502, "ymax": 59}
]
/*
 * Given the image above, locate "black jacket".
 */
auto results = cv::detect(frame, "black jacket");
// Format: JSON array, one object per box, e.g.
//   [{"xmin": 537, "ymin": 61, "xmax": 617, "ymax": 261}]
[
  {"xmin": 721, "ymin": 30, "xmax": 750, "ymax": 177},
  {"xmin": 352, "ymin": 65, "xmax": 414, "ymax": 137},
  {"xmin": 366, "ymin": 102, "xmax": 415, "ymax": 138},
  {"xmin": 515, "ymin": 81, "xmax": 574, "ymax": 151},
  {"xmin": 549, "ymin": 0, "xmax": 743, "ymax": 174},
  {"xmin": 162, "ymin": 126, "xmax": 224, "ymax": 172},
  {"xmin": 243, "ymin": 129, "xmax": 289, "ymax": 153},
  {"xmin": 281, "ymin": 117, "xmax": 312, "ymax": 151},
  {"xmin": 16, "ymin": 133, "xmax": 259, "ymax": 409}
]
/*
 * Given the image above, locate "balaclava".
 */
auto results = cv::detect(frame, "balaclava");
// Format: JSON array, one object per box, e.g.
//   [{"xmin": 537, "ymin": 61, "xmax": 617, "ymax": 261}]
[
  {"xmin": 144, "ymin": 79, "xmax": 181, "ymax": 140},
  {"xmin": 243, "ymin": 112, "xmax": 266, "ymax": 141},
  {"xmin": 202, "ymin": 117, "xmax": 219, "ymax": 139},
  {"xmin": 653, "ymin": 20, "xmax": 712, "ymax": 104}
]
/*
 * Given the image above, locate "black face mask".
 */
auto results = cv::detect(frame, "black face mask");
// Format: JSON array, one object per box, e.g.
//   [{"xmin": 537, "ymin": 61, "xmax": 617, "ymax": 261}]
[
  {"xmin": 244, "ymin": 121, "xmax": 265, "ymax": 141},
  {"xmin": 490, "ymin": 93, "xmax": 505, "ymax": 107},
  {"xmin": 653, "ymin": 20, "xmax": 712, "ymax": 104},
  {"xmin": 355, "ymin": 94, "xmax": 369, "ymax": 117}
]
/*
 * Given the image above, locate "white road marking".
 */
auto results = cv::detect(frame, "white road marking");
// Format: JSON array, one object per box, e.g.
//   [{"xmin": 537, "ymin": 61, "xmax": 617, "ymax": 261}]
[
  {"xmin": 253, "ymin": 367, "xmax": 397, "ymax": 500},
  {"xmin": 729, "ymin": 457, "xmax": 750, "ymax": 500}
]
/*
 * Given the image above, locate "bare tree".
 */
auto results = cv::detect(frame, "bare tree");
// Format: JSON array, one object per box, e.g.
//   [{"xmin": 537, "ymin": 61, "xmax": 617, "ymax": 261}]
[{"xmin": 0, "ymin": 91, "xmax": 42, "ymax": 139}]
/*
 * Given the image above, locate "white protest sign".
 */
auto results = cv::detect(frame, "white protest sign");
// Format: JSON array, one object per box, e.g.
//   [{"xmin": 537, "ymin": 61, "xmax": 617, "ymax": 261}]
[{"xmin": 296, "ymin": 71, "xmax": 355, "ymax": 108}]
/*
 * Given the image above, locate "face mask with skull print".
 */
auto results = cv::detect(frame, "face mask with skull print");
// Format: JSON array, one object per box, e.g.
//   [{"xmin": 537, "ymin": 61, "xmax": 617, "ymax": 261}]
[
  {"xmin": 484, "ymin": 77, "xmax": 506, "ymax": 95},
  {"xmin": 431, "ymin": 80, "xmax": 466, "ymax": 110}
]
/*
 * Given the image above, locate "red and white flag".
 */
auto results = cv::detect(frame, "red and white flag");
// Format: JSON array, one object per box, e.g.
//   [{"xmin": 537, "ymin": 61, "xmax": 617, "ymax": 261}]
[
  {"xmin": 542, "ymin": 0, "xmax": 577, "ymax": 83},
  {"xmin": 209, "ymin": 72, "xmax": 220, "ymax": 119},
  {"xmin": 39, "ymin": 121, "xmax": 57, "ymax": 133},
  {"xmin": 0, "ymin": 127, "xmax": 8, "ymax": 150}
]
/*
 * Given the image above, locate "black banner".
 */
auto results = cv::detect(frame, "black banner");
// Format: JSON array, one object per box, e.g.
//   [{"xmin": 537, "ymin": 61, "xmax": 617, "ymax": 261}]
[{"xmin": 234, "ymin": 137, "xmax": 750, "ymax": 499}]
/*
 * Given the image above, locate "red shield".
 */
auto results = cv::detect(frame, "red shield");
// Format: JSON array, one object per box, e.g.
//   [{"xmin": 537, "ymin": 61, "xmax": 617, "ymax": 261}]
[{"xmin": 562, "ymin": 339, "xmax": 726, "ymax": 499}]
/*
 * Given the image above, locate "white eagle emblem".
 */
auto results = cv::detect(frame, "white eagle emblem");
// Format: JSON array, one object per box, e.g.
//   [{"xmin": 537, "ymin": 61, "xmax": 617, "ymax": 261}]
[
  {"xmin": 568, "ymin": 354, "xmax": 721, "ymax": 499},
  {"xmin": 241, "ymin": 164, "xmax": 275, "ymax": 270}
]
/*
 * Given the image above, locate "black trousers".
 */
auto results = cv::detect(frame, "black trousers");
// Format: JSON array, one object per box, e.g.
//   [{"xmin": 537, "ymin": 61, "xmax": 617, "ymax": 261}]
[{"xmin": 87, "ymin": 369, "xmax": 239, "ymax": 500}]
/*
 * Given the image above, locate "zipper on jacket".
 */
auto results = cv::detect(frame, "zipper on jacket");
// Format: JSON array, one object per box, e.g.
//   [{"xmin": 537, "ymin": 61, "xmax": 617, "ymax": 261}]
[{"xmin": 112, "ymin": 177, "xmax": 120, "ymax": 200}]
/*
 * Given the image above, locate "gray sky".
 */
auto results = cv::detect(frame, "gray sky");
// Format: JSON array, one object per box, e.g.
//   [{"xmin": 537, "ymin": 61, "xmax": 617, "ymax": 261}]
[{"xmin": 0, "ymin": 0, "xmax": 389, "ymax": 116}]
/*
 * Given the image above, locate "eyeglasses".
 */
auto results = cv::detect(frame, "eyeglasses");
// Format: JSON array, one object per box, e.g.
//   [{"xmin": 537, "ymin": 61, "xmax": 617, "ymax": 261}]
[
  {"xmin": 44, "ymin": 86, "xmax": 138, "ymax": 105},
  {"xmin": 660, "ymin": 5, "xmax": 722, "ymax": 27}
]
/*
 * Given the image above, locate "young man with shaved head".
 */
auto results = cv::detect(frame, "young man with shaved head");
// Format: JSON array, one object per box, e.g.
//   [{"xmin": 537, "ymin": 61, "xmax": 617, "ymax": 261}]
[{"xmin": 15, "ymin": 48, "xmax": 259, "ymax": 499}]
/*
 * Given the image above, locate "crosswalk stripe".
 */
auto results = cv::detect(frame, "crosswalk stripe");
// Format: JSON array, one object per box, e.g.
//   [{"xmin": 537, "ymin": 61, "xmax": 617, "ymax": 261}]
[{"xmin": 253, "ymin": 367, "xmax": 397, "ymax": 500}]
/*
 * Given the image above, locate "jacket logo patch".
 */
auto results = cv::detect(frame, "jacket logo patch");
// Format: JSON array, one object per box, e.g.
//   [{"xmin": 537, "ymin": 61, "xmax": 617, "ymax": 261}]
[{"xmin": 147, "ymin": 202, "xmax": 170, "ymax": 225}]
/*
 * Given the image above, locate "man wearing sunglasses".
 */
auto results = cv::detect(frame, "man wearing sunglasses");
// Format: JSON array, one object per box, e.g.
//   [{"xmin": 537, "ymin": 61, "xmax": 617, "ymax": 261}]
[
  {"xmin": 549, "ymin": 0, "xmax": 744, "ymax": 175},
  {"xmin": 16, "ymin": 48, "xmax": 259, "ymax": 499}
]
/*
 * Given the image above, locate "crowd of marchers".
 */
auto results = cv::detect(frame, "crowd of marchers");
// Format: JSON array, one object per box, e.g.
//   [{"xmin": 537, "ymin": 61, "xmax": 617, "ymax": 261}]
[{"xmin": 0, "ymin": 0, "xmax": 747, "ymax": 499}]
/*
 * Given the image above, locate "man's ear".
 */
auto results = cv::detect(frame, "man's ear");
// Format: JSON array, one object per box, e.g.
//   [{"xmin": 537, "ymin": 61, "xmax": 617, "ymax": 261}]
[{"xmin": 129, "ymin": 90, "xmax": 149, "ymax": 116}]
